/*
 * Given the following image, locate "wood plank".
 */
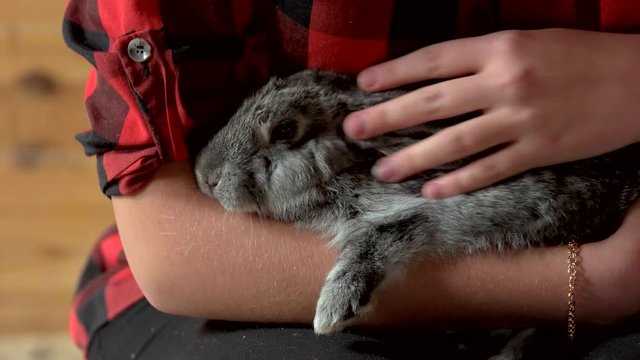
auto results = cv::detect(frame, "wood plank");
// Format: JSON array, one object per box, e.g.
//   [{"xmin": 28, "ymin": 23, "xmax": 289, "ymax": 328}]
[
  {"xmin": 0, "ymin": 0, "xmax": 117, "ymax": 336},
  {"xmin": 0, "ymin": 16, "xmax": 92, "ymax": 85},
  {"xmin": 0, "ymin": 84, "xmax": 92, "ymax": 149},
  {"xmin": 0, "ymin": 21, "xmax": 72, "ymax": 56},
  {"xmin": 0, "ymin": 71, "xmax": 114, "ymax": 335},
  {"xmin": 0, "ymin": 152, "xmax": 114, "ymax": 334},
  {"xmin": 0, "ymin": 149, "xmax": 107, "ymax": 204},
  {"xmin": 0, "ymin": 333, "xmax": 82, "ymax": 360},
  {"xmin": 0, "ymin": 89, "xmax": 10, "ymax": 148},
  {"xmin": 0, "ymin": 2, "xmax": 67, "ymax": 22},
  {"xmin": 0, "ymin": 21, "xmax": 91, "ymax": 86},
  {"xmin": 0, "ymin": 36, "xmax": 92, "ymax": 149},
  {"xmin": 0, "ymin": 212, "xmax": 112, "ymax": 333},
  {"xmin": 0, "ymin": 54, "xmax": 90, "ymax": 86}
]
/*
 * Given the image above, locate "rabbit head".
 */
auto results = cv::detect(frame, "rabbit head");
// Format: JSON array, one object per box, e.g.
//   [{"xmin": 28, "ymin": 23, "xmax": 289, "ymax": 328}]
[{"xmin": 194, "ymin": 70, "xmax": 375, "ymax": 219}]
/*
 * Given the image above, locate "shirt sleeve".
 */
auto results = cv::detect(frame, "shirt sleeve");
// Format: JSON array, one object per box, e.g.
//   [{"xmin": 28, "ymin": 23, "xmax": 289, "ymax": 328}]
[{"xmin": 62, "ymin": 0, "xmax": 272, "ymax": 196}]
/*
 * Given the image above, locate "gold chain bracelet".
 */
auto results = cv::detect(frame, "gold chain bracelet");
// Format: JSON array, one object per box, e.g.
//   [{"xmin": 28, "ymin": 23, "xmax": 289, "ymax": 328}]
[{"xmin": 567, "ymin": 238, "xmax": 580, "ymax": 341}]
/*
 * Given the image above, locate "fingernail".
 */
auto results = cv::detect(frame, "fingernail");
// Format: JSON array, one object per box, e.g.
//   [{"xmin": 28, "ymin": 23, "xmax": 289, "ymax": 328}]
[
  {"xmin": 357, "ymin": 70, "xmax": 376, "ymax": 90},
  {"xmin": 344, "ymin": 114, "xmax": 368, "ymax": 139},
  {"xmin": 423, "ymin": 181, "xmax": 446, "ymax": 199},
  {"xmin": 372, "ymin": 158, "xmax": 398, "ymax": 182}
]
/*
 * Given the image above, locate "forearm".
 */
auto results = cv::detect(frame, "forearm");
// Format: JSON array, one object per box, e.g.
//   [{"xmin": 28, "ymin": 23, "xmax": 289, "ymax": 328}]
[
  {"xmin": 369, "ymin": 242, "xmax": 610, "ymax": 329},
  {"xmin": 113, "ymin": 162, "xmax": 335, "ymax": 323},
  {"xmin": 113, "ymin": 162, "xmax": 621, "ymax": 328}
]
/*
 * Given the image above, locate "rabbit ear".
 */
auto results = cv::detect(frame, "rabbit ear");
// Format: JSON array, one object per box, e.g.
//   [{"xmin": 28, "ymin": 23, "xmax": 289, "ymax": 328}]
[
  {"xmin": 351, "ymin": 125, "xmax": 440, "ymax": 157},
  {"xmin": 352, "ymin": 112, "xmax": 475, "ymax": 157},
  {"xmin": 284, "ymin": 69, "xmax": 357, "ymax": 93},
  {"xmin": 259, "ymin": 77, "xmax": 287, "ymax": 93},
  {"xmin": 310, "ymin": 69, "xmax": 356, "ymax": 91}
]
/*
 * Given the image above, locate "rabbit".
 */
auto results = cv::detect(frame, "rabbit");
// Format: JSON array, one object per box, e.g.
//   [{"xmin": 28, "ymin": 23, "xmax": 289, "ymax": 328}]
[{"xmin": 194, "ymin": 69, "xmax": 640, "ymax": 338}]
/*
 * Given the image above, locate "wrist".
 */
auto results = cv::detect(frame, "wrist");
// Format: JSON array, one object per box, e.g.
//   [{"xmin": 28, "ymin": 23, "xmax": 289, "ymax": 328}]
[{"xmin": 577, "ymin": 238, "xmax": 640, "ymax": 325}]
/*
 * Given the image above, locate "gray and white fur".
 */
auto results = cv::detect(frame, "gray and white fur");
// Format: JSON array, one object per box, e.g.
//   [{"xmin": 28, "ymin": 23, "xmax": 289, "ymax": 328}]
[{"xmin": 194, "ymin": 69, "xmax": 640, "ymax": 338}]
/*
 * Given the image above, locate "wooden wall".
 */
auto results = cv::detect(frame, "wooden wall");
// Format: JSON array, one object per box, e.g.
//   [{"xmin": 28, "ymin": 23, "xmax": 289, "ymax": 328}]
[{"xmin": 0, "ymin": 2, "xmax": 115, "ymax": 333}]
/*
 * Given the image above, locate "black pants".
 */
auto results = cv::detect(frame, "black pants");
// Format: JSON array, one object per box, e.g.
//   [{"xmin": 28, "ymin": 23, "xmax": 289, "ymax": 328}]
[{"xmin": 88, "ymin": 300, "xmax": 640, "ymax": 360}]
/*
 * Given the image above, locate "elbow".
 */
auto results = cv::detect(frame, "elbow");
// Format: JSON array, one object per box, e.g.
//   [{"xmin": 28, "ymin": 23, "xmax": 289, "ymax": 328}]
[
  {"xmin": 133, "ymin": 267, "xmax": 184, "ymax": 316},
  {"xmin": 118, "ymin": 227, "xmax": 210, "ymax": 317},
  {"xmin": 120, "ymin": 231, "xmax": 233, "ymax": 320},
  {"xmin": 109, "ymin": 165, "xmax": 225, "ymax": 318},
  {"xmin": 127, "ymin": 252, "xmax": 194, "ymax": 316}
]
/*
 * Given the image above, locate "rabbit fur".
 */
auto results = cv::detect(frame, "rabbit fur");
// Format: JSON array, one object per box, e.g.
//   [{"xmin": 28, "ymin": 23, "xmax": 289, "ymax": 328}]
[{"xmin": 194, "ymin": 69, "xmax": 640, "ymax": 338}]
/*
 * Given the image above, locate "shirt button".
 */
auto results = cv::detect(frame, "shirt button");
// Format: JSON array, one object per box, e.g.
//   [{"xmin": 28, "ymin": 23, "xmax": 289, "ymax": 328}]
[{"xmin": 127, "ymin": 38, "xmax": 152, "ymax": 63}]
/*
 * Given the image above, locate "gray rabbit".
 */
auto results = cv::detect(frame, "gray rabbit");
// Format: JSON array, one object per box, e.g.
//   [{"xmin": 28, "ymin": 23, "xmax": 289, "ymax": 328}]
[{"xmin": 194, "ymin": 69, "xmax": 640, "ymax": 339}]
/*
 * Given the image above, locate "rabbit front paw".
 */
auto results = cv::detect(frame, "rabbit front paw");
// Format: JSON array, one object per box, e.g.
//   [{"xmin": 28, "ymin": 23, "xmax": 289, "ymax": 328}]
[{"xmin": 313, "ymin": 273, "xmax": 375, "ymax": 335}]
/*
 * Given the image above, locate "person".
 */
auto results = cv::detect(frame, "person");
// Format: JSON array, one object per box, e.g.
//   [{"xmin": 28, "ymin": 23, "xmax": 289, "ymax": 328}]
[{"xmin": 62, "ymin": 1, "xmax": 640, "ymax": 359}]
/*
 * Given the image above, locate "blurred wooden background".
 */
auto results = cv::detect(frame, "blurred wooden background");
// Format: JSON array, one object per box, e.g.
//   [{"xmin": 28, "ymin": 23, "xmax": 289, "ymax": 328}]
[{"xmin": 0, "ymin": 0, "xmax": 114, "ymax": 342}]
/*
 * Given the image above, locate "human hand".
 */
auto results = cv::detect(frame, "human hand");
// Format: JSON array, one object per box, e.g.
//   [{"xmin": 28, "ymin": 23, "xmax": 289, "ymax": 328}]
[
  {"xmin": 580, "ymin": 199, "xmax": 640, "ymax": 325},
  {"xmin": 343, "ymin": 29, "xmax": 640, "ymax": 198}
]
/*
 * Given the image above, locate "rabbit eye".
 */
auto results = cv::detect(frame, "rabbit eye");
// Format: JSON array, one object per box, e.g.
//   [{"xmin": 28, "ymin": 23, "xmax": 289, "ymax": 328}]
[{"xmin": 270, "ymin": 121, "xmax": 297, "ymax": 143}]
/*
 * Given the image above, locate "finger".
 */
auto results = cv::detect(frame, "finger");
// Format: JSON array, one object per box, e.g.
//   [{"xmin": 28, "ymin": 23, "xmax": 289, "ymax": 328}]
[
  {"xmin": 421, "ymin": 143, "xmax": 534, "ymax": 199},
  {"xmin": 371, "ymin": 112, "xmax": 516, "ymax": 183},
  {"xmin": 345, "ymin": 74, "xmax": 494, "ymax": 139},
  {"xmin": 358, "ymin": 35, "xmax": 491, "ymax": 91}
]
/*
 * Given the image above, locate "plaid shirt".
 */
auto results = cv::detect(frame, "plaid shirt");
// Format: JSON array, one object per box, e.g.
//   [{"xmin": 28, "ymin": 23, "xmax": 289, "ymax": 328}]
[{"xmin": 63, "ymin": 0, "xmax": 640, "ymax": 356}]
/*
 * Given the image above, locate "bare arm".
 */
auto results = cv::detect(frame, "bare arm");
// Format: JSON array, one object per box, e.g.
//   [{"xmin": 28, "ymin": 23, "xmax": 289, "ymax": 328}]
[{"xmin": 113, "ymin": 161, "xmax": 640, "ymax": 329}]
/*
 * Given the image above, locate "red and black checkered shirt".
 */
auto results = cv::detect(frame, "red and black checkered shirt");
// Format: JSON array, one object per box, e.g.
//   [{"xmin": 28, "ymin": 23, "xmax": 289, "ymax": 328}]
[{"xmin": 63, "ymin": 0, "xmax": 640, "ymax": 356}]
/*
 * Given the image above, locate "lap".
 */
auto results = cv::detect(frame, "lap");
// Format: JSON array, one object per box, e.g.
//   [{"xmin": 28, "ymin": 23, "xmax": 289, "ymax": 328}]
[
  {"xmin": 87, "ymin": 300, "xmax": 506, "ymax": 360},
  {"xmin": 87, "ymin": 299, "xmax": 640, "ymax": 360}
]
